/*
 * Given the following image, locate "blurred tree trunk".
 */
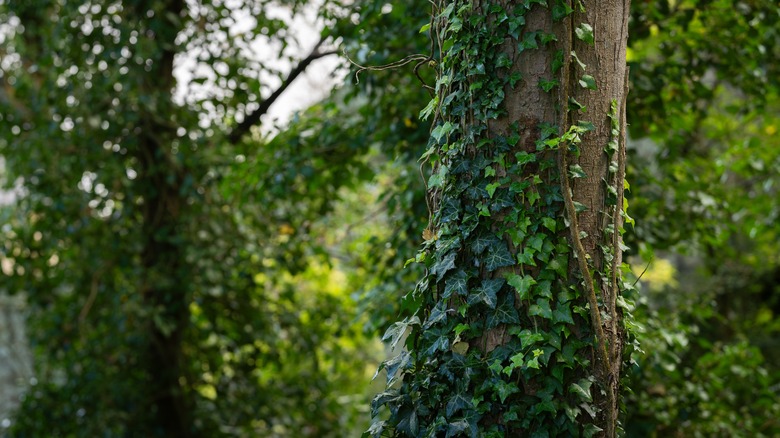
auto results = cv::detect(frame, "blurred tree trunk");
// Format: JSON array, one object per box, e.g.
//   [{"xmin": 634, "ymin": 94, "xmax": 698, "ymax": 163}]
[{"xmin": 131, "ymin": 0, "xmax": 196, "ymax": 436}]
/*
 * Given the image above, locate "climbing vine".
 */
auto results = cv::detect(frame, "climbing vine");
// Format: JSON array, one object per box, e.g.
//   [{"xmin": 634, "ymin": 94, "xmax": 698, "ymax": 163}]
[{"xmin": 369, "ymin": 0, "xmax": 632, "ymax": 437}]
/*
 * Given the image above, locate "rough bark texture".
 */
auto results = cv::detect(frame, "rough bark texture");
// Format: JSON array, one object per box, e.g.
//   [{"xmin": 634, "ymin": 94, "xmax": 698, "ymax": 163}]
[
  {"xmin": 479, "ymin": 0, "xmax": 630, "ymax": 434},
  {"xmin": 567, "ymin": 2, "xmax": 630, "ymax": 434}
]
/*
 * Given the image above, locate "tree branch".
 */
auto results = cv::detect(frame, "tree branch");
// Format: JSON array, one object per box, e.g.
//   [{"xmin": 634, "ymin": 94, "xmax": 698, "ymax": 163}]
[{"xmin": 227, "ymin": 38, "xmax": 338, "ymax": 144}]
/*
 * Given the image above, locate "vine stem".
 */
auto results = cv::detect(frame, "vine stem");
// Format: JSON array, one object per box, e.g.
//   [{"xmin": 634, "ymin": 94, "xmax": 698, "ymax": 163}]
[{"xmin": 559, "ymin": 2, "xmax": 616, "ymax": 434}]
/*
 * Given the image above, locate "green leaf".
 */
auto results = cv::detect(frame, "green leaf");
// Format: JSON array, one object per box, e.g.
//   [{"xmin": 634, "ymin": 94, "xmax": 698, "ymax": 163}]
[
  {"xmin": 583, "ymin": 424, "xmax": 604, "ymax": 438},
  {"xmin": 515, "ymin": 151, "xmax": 536, "ymax": 165},
  {"xmin": 573, "ymin": 201, "xmax": 588, "ymax": 212},
  {"xmin": 383, "ymin": 351, "xmax": 412, "ymax": 386},
  {"xmin": 539, "ymin": 78, "xmax": 559, "ymax": 92},
  {"xmin": 575, "ymin": 23, "xmax": 594, "ymax": 44},
  {"xmin": 494, "ymin": 379, "xmax": 519, "ymax": 403},
  {"xmin": 419, "ymin": 23, "xmax": 431, "ymax": 33},
  {"xmin": 552, "ymin": 1, "xmax": 574, "ymax": 20},
  {"xmin": 432, "ymin": 121, "xmax": 455, "ymax": 142},
  {"xmin": 568, "ymin": 164, "xmax": 587, "ymax": 178},
  {"xmin": 552, "ymin": 302, "xmax": 575, "ymax": 325},
  {"xmin": 514, "ymin": 329, "xmax": 544, "ymax": 347},
  {"xmin": 420, "ymin": 96, "xmax": 439, "ymax": 120},
  {"xmin": 516, "ymin": 247, "xmax": 537, "ymax": 267},
  {"xmin": 423, "ymin": 302, "xmax": 448, "ymax": 329},
  {"xmin": 487, "ymin": 295, "xmax": 519, "ymax": 328},
  {"xmin": 471, "ymin": 232, "xmax": 500, "ymax": 255},
  {"xmin": 428, "ymin": 164, "xmax": 449, "ymax": 188},
  {"xmin": 568, "ymin": 97, "xmax": 586, "ymax": 112},
  {"xmin": 484, "ymin": 243, "xmax": 515, "ymax": 271},
  {"xmin": 578, "ymin": 74, "xmax": 597, "ymax": 90},
  {"xmin": 486, "ymin": 182, "xmax": 501, "ymax": 198},
  {"xmin": 443, "ymin": 269, "xmax": 469, "ymax": 298},
  {"xmin": 381, "ymin": 316, "xmax": 420, "ymax": 350},
  {"xmin": 431, "ymin": 251, "xmax": 457, "ymax": 281},
  {"xmin": 542, "ymin": 217, "xmax": 557, "ymax": 232},
  {"xmin": 446, "ymin": 420, "xmax": 469, "ymax": 437},
  {"xmin": 446, "ymin": 387, "xmax": 472, "ymax": 416},
  {"xmin": 468, "ymin": 279, "xmax": 503, "ymax": 309},
  {"xmin": 529, "ymin": 298, "xmax": 552, "ymax": 319},
  {"xmin": 506, "ymin": 273, "xmax": 537, "ymax": 300},
  {"xmin": 569, "ymin": 378, "xmax": 593, "ymax": 402},
  {"xmin": 527, "ymin": 234, "xmax": 544, "ymax": 252}
]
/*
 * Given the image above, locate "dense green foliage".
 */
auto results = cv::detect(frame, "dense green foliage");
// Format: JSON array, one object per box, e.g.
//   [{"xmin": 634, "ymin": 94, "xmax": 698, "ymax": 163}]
[{"xmin": 0, "ymin": 0, "xmax": 779, "ymax": 436}]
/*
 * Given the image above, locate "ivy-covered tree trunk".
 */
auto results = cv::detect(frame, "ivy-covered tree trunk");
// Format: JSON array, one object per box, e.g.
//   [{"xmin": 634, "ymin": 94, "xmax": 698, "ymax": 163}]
[{"xmin": 371, "ymin": 0, "xmax": 630, "ymax": 436}]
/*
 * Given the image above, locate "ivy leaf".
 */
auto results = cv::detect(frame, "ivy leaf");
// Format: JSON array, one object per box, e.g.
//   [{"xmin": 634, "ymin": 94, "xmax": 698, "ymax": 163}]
[
  {"xmin": 516, "ymin": 247, "xmax": 537, "ymax": 267},
  {"xmin": 515, "ymin": 151, "xmax": 536, "ymax": 165},
  {"xmin": 542, "ymin": 217, "xmax": 557, "ymax": 232},
  {"xmin": 527, "ymin": 234, "xmax": 544, "ymax": 252},
  {"xmin": 419, "ymin": 96, "xmax": 439, "ymax": 120},
  {"xmin": 552, "ymin": 1, "xmax": 574, "ymax": 20},
  {"xmin": 504, "ymin": 352, "xmax": 524, "ymax": 375},
  {"xmin": 366, "ymin": 419, "xmax": 386, "ymax": 438},
  {"xmin": 578, "ymin": 74, "xmax": 597, "ymax": 90},
  {"xmin": 487, "ymin": 294, "xmax": 519, "ymax": 328},
  {"xmin": 506, "ymin": 273, "xmax": 536, "ymax": 300},
  {"xmin": 443, "ymin": 269, "xmax": 469, "ymax": 298},
  {"xmin": 573, "ymin": 201, "xmax": 589, "ymax": 212},
  {"xmin": 529, "ymin": 298, "xmax": 552, "ymax": 319},
  {"xmin": 422, "ymin": 326, "xmax": 451, "ymax": 356},
  {"xmin": 519, "ymin": 31, "xmax": 539, "ymax": 50},
  {"xmin": 569, "ymin": 378, "xmax": 593, "ymax": 403},
  {"xmin": 423, "ymin": 301, "xmax": 448, "ymax": 329},
  {"xmin": 396, "ymin": 408, "xmax": 419, "ymax": 437},
  {"xmin": 537, "ymin": 280, "xmax": 553, "ymax": 299},
  {"xmin": 584, "ymin": 424, "xmax": 604, "ymax": 438},
  {"xmin": 568, "ymin": 97, "xmax": 586, "ymax": 112},
  {"xmin": 568, "ymin": 164, "xmax": 587, "ymax": 178},
  {"xmin": 552, "ymin": 302, "xmax": 575, "ymax": 325},
  {"xmin": 484, "ymin": 243, "xmax": 515, "ymax": 271},
  {"xmin": 446, "ymin": 420, "xmax": 469, "ymax": 438},
  {"xmin": 539, "ymin": 78, "xmax": 559, "ymax": 92},
  {"xmin": 446, "ymin": 383, "xmax": 472, "ymax": 416},
  {"xmin": 486, "ymin": 182, "xmax": 501, "ymax": 198},
  {"xmin": 468, "ymin": 278, "xmax": 504, "ymax": 309},
  {"xmin": 432, "ymin": 251, "xmax": 457, "ymax": 281},
  {"xmin": 381, "ymin": 316, "xmax": 420, "ymax": 350},
  {"xmin": 575, "ymin": 23, "xmax": 595, "ymax": 44},
  {"xmin": 383, "ymin": 351, "xmax": 412, "ymax": 386},
  {"xmin": 494, "ymin": 379, "xmax": 520, "ymax": 403},
  {"xmin": 440, "ymin": 197, "xmax": 461, "ymax": 224},
  {"xmin": 470, "ymin": 232, "xmax": 500, "ymax": 254},
  {"xmin": 512, "ymin": 329, "xmax": 544, "ymax": 347},
  {"xmin": 428, "ymin": 164, "xmax": 450, "ymax": 188},
  {"xmin": 549, "ymin": 255, "xmax": 569, "ymax": 277}
]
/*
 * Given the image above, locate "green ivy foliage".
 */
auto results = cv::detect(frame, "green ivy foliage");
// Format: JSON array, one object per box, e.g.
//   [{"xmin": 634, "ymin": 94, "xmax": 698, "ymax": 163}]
[{"xmin": 369, "ymin": 1, "xmax": 631, "ymax": 436}]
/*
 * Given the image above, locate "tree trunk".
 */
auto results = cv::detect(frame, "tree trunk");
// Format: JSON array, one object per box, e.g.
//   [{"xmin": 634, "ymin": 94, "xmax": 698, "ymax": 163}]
[
  {"xmin": 132, "ymin": 0, "xmax": 195, "ymax": 436},
  {"xmin": 371, "ymin": 0, "xmax": 630, "ymax": 436}
]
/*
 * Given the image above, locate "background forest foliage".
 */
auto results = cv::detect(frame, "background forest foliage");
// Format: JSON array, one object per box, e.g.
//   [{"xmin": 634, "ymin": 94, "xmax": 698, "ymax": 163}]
[{"xmin": 0, "ymin": 0, "xmax": 779, "ymax": 436}]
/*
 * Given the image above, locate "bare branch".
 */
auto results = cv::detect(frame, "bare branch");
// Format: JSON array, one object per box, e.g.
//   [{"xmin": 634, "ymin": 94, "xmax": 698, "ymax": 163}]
[{"xmin": 227, "ymin": 38, "xmax": 338, "ymax": 144}]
